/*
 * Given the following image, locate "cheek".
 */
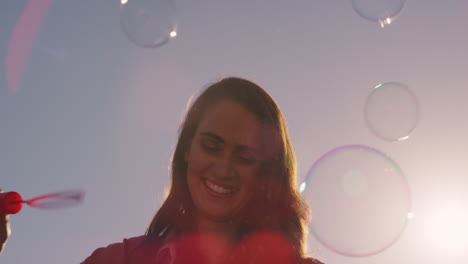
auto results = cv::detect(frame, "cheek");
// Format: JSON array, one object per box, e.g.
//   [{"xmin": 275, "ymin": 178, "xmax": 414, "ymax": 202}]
[
  {"xmin": 188, "ymin": 157, "xmax": 209, "ymax": 176},
  {"xmin": 240, "ymin": 169, "xmax": 258, "ymax": 195},
  {"xmin": 186, "ymin": 145, "xmax": 208, "ymax": 172}
]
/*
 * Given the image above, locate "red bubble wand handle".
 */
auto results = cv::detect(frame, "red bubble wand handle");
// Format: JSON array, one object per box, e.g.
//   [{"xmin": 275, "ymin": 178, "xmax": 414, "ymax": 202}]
[{"xmin": 0, "ymin": 190, "xmax": 84, "ymax": 215}]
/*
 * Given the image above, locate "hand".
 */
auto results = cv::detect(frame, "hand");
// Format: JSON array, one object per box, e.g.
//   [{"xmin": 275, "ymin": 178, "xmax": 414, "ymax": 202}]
[{"xmin": 0, "ymin": 189, "xmax": 11, "ymax": 255}]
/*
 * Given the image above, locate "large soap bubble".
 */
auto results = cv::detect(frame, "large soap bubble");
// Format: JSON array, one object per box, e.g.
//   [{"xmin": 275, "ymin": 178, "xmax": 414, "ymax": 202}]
[{"xmin": 301, "ymin": 145, "xmax": 412, "ymax": 257}]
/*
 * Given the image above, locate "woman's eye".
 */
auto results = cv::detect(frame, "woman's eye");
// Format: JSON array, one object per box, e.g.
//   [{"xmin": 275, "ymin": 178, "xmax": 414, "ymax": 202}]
[
  {"xmin": 237, "ymin": 155, "xmax": 256, "ymax": 164},
  {"xmin": 201, "ymin": 141, "xmax": 219, "ymax": 152}
]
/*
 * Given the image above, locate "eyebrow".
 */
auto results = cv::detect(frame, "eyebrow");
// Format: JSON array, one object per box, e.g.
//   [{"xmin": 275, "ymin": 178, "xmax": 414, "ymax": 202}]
[
  {"xmin": 199, "ymin": 131, "xmax": 258, "ymax": 152},
  {"xmin": 200, "ymin": 132, "xmax": 224, "ymax": 143}
]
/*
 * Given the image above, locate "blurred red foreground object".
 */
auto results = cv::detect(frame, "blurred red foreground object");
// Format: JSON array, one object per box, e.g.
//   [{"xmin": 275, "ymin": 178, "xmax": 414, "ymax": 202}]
[{"xmin": 0, "ymin": 192, "xmax": 23, "ymax": 215}]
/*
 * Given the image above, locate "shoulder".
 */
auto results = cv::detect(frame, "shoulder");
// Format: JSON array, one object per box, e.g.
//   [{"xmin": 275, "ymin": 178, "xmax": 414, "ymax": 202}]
[
  {"xmin": 298, "ymin": 257, "xmax": 326, "ymax": 264},
  {"xmin": 80, "ymin": 235, "xmax": 155, "ymax": 264}
]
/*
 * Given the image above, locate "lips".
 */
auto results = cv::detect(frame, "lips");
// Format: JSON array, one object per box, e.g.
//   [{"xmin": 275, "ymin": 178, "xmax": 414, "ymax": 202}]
[{"xmin": 203, "ymin": 178, "xmax": 237, "ymax": 197}]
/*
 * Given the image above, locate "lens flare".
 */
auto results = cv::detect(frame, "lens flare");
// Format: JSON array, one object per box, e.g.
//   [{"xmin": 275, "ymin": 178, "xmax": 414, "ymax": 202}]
[{"xmin": 5, "ymin": 0, "xmax": 53, "ymax": 93}]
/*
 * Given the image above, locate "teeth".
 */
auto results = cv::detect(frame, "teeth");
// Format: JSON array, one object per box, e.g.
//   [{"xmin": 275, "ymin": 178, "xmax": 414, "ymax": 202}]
[{"xmin": 205, "ymin": 180, "xmax": 233, "ymax": 194}]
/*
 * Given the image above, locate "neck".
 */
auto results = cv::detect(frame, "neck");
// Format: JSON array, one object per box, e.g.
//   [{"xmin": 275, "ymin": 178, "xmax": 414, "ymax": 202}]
[{"xmin": 196, "ymin": 216, "xmax": 238, "ymax": 242}]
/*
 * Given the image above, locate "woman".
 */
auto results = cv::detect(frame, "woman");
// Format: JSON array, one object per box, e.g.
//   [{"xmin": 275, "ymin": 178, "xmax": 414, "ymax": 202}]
[{"xmin": 2, "ymin": 77, "xmax": 323, "ymax": 264}]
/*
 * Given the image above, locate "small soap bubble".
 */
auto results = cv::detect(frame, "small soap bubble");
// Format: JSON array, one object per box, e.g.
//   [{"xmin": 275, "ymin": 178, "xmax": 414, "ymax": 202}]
[
  {"xmin": 120, "ymin": 0, "xmax": 177, "ymax": 48},
  {"xmin": 351, "ymin": 0, "xmax": 406, "ymax": 27},
  {"xmin": 364, "ymin": 82, "xmax": 419, "ymax": 142}
]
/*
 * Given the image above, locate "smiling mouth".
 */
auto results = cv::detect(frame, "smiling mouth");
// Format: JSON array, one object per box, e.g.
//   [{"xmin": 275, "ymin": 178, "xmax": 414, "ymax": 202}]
[{"xmin": 204, "ymin": 178, "xmax": 237, "ymax": 196}]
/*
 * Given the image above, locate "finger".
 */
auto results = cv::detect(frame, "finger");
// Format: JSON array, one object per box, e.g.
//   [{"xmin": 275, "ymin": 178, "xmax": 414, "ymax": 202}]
[
  {"xmin": 0, "ymin": 188, "xmax": 10, "ymax": 224},
  {"xmin": 0, "ymin": 214, "xmax": 8, "ymax": 222},
  {"xmin": 0, "ymin": 212, "xmax": 10, "ymax": 243}
]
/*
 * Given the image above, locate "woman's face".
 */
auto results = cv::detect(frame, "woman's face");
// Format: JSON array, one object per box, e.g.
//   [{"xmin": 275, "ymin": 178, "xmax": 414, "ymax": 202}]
[{"xmin": 185, "ymin": 99, "xmax": 279, "ymax": 224}]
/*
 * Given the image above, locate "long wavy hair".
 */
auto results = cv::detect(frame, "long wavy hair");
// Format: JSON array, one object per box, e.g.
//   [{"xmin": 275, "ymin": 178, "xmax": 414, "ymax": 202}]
[{"xmin": 146, "ymin": 77, "xmax": 310, "ymax": 258}]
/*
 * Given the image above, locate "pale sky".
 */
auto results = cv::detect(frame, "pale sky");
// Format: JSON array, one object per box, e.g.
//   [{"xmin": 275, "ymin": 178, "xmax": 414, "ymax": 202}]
[{"xmin": 2, "ymin": 0, "xmax": 468, "ymax": 264}]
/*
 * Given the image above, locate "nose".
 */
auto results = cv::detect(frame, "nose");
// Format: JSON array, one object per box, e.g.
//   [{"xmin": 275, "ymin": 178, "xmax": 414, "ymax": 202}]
[{"xmin": 212, "ymin": 154, "xmax": 235, "ymax": 180}]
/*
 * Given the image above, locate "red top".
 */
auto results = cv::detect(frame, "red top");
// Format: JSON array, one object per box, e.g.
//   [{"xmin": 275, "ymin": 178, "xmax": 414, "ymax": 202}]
[{"xmin": 81, "ymin": 235, "xmax": 325, "ymax": 264}]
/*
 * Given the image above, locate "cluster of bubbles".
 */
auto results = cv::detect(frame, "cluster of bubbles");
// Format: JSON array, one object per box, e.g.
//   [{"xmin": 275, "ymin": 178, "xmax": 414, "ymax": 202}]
[
  {"xmin": 118, "ymin": 0, "xmax": 407, "ymax": 49},
  {"xmin": 299, "ymin": 0, "xmax": 416, "ymax": 256},
  {"xmin": 301, "ymin": 81, "xmax": 419, "ymax": 256},
  {"xmin": 305, "ymin": 1, "xmax": 415, "ymax": 250},
  {"xmin": 6, "ymin": 0, "xmax": 409, "ymax": 93}
]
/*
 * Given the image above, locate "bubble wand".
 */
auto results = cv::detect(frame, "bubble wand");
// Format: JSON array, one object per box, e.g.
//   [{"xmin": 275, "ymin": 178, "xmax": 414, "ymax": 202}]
[{"xmin": 0, "ymin": 190, "xmax": 84, "ymax": 215}]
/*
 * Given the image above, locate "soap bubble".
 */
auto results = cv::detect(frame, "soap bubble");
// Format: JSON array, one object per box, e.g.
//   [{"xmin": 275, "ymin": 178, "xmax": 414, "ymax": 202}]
[
  {"xmin": 120, "ymin": 0, "xmax": 177, "ymax": 48},
  {"xmin": 301, "ymin": 145, "xmax": 412, "ymax": 257},
  {"xmin": 351, "ymin": 0, "xmax": 406, "ymax": 27},
  {"xmin": 364, "ymin": 82, "xmax": 420, "ymax": 142}
]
